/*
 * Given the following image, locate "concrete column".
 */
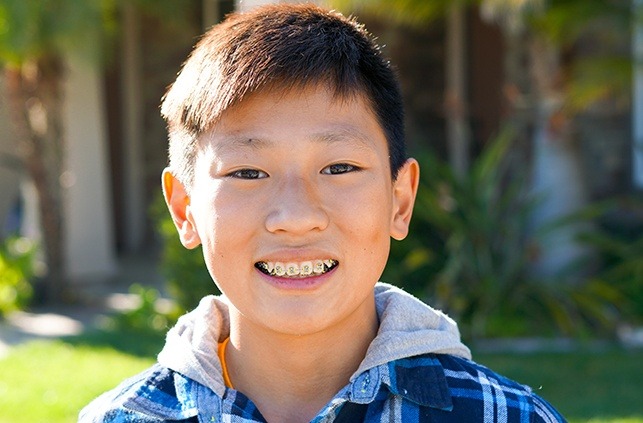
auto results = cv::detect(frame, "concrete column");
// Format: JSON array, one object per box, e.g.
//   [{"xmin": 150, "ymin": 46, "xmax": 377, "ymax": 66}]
[{"xmin": 63, "ymin": 55, "xmax": 117, "ymax": 283}]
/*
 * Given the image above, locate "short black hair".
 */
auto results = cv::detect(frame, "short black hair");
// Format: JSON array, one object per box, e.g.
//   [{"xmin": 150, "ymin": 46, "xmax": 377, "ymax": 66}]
[{"xmin": 161, "ymin": 3, "xmax": 406, "ymax": 189}]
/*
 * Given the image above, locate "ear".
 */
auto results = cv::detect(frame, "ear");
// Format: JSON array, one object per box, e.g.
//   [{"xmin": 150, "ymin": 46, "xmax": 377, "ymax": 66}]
[
  {"xmin": 162, "ymin": 168, "xmax": 201, "ymax": 249},
  {"xmin": 390, "ymin": 158, "xmax": 420, "ymax": 241}
]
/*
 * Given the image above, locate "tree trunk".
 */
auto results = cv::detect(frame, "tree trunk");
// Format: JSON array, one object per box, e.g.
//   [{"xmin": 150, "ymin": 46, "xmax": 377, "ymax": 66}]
[
  {"xmin": 4, "ymin": 56, "xmax": 69, "ymax": 303},
  {"xmin": 445, "ymin": 2, "xmax": 470, "ymax": 178}
]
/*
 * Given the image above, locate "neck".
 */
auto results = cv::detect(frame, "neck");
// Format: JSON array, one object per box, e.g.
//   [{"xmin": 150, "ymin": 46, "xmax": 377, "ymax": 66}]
[{"xmin": 225, "ymin": 298, "xmax": 378, "ymax": 423}]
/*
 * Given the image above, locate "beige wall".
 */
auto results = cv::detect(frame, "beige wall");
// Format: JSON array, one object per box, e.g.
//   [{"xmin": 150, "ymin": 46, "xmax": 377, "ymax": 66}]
[{"xmin": 63, "ymin": 55, "xmax": 116, "ymax": 283}]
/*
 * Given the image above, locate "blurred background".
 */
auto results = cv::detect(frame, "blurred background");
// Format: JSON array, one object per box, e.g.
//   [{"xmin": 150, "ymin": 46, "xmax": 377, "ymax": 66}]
[{"xmin": 0, "ymin": 0, "xmax": 642, "ymax": 422}]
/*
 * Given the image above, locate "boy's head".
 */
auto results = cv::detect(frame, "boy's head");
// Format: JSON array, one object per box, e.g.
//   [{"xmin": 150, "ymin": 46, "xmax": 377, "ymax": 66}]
[
  {"xmin": 161, "ymin": 3, "xmax": 406, "ymax": 191},
  {"xmin": 161, "ymin": 4, "xmax": 419, "ymax": 338}
]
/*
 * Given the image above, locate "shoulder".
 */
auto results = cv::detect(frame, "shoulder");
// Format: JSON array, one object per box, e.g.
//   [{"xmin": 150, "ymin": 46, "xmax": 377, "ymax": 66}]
[
  {"xmin": 384, "ymin": 353, "xmax": 565, "ymax": 422},
  {"xmin": 78, "ymin": 364, "xmax": 200, "ymax": 423},
  {"xmin": 433, "ymin": 354, "xmax": 566, "ymax": 422}
]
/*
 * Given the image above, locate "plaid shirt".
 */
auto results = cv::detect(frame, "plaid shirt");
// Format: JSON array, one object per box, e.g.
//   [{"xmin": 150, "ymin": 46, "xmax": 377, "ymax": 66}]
[{"xmin": 80, "ymin": 352, "xmax": 565, "ymax": 422}]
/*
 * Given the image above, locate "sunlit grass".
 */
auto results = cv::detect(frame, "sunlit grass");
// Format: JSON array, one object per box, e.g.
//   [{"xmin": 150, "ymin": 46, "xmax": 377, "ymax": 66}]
[
  {"xmin": 0, "ymin": 334, "xmax": 640, "ymax": 423},
  {"xmin": 0, "ymin": 340, "xmax": 155, "ymax": 423},
  {"xmin": 475, "ymin": 348, "xmax": 643, "ymax": 423}
]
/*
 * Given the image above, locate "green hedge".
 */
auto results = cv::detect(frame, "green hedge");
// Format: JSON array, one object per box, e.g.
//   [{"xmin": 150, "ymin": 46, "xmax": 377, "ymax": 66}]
[
  {"xmin": 0, "ymin": 236, "xmax": 35, "ymax": 317},
  {"xmin": 150, "ymin": 195, "xmax": 219, "ymax": 313}
]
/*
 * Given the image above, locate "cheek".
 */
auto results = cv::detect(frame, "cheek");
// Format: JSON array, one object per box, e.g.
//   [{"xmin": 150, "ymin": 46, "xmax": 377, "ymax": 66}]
[
  {"xmin": 336, "ymin": 181, "xmax": 393, "ymax": 224},
  {"xmin": 196, "ymin": 191, "xmax": 262, "ymax": 257},
  {"xmin": 332, "ymin": 184, "xmax": 393, "ymax": 250}
]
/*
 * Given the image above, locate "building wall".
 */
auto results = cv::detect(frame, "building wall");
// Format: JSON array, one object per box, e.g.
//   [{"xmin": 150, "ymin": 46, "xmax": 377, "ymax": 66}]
[{"xmin": 63, "ymin": 55, "xmax": 116, "ymax": 282}]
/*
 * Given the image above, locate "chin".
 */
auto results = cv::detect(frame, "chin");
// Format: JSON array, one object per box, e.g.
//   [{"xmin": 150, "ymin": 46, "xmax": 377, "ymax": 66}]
[{"xmin": 259, "ymin": 305, "xmax": 345, "ymax": 337}]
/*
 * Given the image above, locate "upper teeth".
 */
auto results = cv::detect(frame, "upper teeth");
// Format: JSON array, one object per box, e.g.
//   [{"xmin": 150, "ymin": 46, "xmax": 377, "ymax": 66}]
[{"xmin": 257, "ymin": 259, "xmax": 337, "ymax": 278}]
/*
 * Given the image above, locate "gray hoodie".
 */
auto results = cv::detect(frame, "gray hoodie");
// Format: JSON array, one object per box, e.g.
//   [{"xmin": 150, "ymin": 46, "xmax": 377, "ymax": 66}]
[
  {"xmin": 81, "ymin": 283, "xmax": 565, "ymax": 422},
  {"xmin": 157, "ymin": 282, "xmax": 471, "ymax": 398}
]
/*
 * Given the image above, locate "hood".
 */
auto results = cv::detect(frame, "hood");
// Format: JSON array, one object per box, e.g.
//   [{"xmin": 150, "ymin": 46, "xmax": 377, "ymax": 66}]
[
  {"xmin": 352, "ymin": 283, "xmax": 470, "ymax": 380},
  {"xmin": 157, "ymin": 282, "xmax": 470, "ymax": 396},
  {"xmin": 158, "ymin": 295, "xmax": 232, "ymax": 397}
]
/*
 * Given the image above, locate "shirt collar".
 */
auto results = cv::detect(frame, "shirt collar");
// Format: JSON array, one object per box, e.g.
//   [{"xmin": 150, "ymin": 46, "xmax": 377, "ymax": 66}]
[
  {"xmin": 123, "ymin": 365, "xmax": 200, "ymax": 420},
  {"xmin": 350, "ymin": 354, "xmax": 453, "ymax": 411}
]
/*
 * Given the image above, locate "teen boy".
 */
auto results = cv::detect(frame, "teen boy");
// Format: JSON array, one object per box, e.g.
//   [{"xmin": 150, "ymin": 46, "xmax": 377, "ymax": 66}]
[{"xmin": 80, "ymin": 4, "xmax": 565, "ymax": 422}]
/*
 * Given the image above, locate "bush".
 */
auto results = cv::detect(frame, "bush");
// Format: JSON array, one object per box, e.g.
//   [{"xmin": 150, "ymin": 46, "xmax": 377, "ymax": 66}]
[
  {"xmin": 384, "ymin": 129, "xmax": 625, "ymax": 340},
  {"xmin": 576, "ymin": 196, "xmax": 643, "ymax": 324},
  {"xmin": 150, "ymin": 195, "xmax": 219, "ymax": 313},
  {"xmin": 0, "ymin": 236, "xmax": 35, "ymax": 317},
  {"xmin": 105, "ymin": 284, "xmax": 181, "ymax": 334}
]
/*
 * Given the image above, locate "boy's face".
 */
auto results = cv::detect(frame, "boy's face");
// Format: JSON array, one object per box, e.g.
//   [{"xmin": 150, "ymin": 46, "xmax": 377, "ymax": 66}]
[{"xmin": 164, "ymin": 84, "xmax": 419, "ymax": 337}]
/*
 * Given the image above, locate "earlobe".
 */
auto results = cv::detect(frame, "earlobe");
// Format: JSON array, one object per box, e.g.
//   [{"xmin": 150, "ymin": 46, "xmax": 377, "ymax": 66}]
[
  {"xmin": 390, "ymin": 158, "xmax": 420, "ymax": 241},
  {"xmin": 162, "ymin": 168, "xmax": 201, "ymax": 249}
]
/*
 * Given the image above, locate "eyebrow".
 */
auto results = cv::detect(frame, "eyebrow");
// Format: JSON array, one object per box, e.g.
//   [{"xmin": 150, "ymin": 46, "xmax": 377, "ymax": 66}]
[
  {"xmin": 314, "ymin": 127, "xmax": 373, "ymax": 148},
  {"xmin": 213, "ymin": 126, "xmax": 374, "ymax": 154}
]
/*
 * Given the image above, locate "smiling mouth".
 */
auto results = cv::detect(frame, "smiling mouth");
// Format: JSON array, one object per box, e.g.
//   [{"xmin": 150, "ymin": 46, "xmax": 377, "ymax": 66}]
[{"xmin": 255, "ymin": 259, "xmax": 338, "ymax": 278}]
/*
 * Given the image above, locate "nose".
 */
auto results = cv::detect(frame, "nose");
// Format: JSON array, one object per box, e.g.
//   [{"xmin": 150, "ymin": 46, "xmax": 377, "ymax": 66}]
[{"xmin": 265, "ymin": 174, "xmax": 329, "ymax": 234}]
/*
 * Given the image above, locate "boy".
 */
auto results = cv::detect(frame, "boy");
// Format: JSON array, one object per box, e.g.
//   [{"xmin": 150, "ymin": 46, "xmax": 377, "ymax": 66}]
[{"xmin": 80, "ymin": 4, "xmax": 565, "ymax": 422}]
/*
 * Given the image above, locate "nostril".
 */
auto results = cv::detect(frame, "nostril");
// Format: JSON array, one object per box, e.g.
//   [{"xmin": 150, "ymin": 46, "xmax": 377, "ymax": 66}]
[
  {"xmin": 264, "ymin": 206, "xmax": 329, "ymax": 234},
  {"xmin": 264, "ymin": 179, "xmax": 329, "ymax": 234}
]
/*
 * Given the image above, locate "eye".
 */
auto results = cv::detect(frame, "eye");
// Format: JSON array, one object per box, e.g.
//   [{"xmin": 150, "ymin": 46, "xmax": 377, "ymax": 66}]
[
  {"xmin": 227, "ymin": 168, "xmax": 268, "ymax": 179},
  {"xmin": 321, "ymin": 163, "xmax": 359, "ymax": 175}
]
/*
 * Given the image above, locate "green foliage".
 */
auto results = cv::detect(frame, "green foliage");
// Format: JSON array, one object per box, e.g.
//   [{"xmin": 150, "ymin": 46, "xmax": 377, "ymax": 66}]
[
  {"xmin": 0, "ymin": 237, "xmax": 35, "ymax": 317},
  {"xmin": 540, "ymin": 0, "xmax": 632, "ymax": 113},
  {"xmin": 576, "ymin": 198, "xmax": 643, "ymax": 324},
  {"xmin": 0, "ymin": 0, "xmax": 111, "ymax": 65},
  {"xmin": 330, "ymin": 0, "xmax": 460, "ymax": 26},
  {"xmin": 105, "ymin": 284, "xmax": 181, "ymax": 334},
  {"xmin": 385, "ymin": 130, "xmax": 628, "ymax": 339},
  {"xmin": 532, "ymin": 0, "xmax": 630, "ymax": 45},
  {"xmin": 0, "ymin": 0, "xmax": 195, "ymax": 66},
  {"xmin": 336, "ymin": 0, "xmax": 633, "ymax": 114},
  {"xmin": 503, "ymin": 276, "xmax": 624, "ymax": 338},
  {"xmin": 132, "ymin": 0, "xmax": 195, "ymax": 29},
  {"xmin": 386, "ymin": 129, "xmax": 543, "ymax": 339},
  {"xmin": 567, "ymin": 57, "xmax": 632, "ymax": 112},
  {"xmin": 150, "ymin": 194, "xmax": 218, "ymax": 313}
]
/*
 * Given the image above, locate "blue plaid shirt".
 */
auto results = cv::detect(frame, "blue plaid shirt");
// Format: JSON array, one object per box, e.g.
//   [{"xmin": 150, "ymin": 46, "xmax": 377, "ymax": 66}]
[{"xmin": 80, "ymin": 352, "xmax": 565, "ymax": 422}]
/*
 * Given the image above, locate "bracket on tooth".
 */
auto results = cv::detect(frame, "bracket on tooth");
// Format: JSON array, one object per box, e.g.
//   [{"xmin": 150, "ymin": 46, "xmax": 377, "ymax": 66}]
[
  {"xmin": 257, "ymin": 260, "xmax": 338, "ymax": 277},
  {"xmin": 300, "ymin": 262, "xmax": 313, "ymax": 276},
  {"xmin": 286, "ymin": 263, "xmax": 299, "ymax": 276},
  {"xmin": 274, "ymin": 263, "xmax": 286, "ymax": 276}
]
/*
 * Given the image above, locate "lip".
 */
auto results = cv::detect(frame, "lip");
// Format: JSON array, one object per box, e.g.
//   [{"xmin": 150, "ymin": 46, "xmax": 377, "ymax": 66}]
[
  {"xmin": 255, "ymin": 263, "xmax": 338, "ymax": 291},
  {"xmin": 254, "ymin": 248, "xmax": 339, "ymax": 290}
]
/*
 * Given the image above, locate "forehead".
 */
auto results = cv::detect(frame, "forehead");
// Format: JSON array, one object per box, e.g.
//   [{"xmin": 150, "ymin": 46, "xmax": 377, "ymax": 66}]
[{"xmin": 199, "ymin": 84, "xmax": 387, "ymax": 154}]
